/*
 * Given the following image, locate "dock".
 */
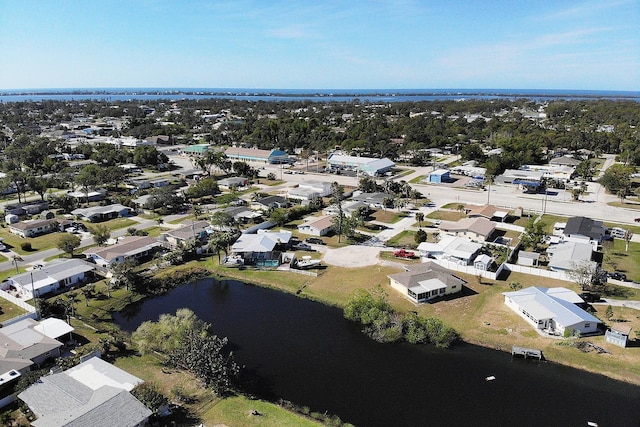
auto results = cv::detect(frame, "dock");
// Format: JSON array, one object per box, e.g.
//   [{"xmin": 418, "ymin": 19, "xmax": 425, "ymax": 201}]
[{"xmin": 512, "ymin": 346, "xmax": 542, "ymax": 360}]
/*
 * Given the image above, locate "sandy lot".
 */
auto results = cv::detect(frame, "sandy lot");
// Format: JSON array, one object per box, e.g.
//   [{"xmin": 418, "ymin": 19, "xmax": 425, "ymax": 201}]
[{"xmin": 321, "ymin": 246, "xmax": 384, "ymax": 267}]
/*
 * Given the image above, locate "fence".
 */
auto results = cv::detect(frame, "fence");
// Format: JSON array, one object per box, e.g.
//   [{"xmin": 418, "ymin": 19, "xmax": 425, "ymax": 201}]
[
  {"xmin": 0, "ymin": 288, "xmax": 38, "ymax": 326},
  {"xmin": 503, "ymin": 263, "xmax": 571, "ymax": 282},
  {"xmin": 429, "ymin": 259, "xmax": 504, "ymax": 281},
  {"xmin": 288, "ymin": 269, "xmax": 319, "ymax": 277}
]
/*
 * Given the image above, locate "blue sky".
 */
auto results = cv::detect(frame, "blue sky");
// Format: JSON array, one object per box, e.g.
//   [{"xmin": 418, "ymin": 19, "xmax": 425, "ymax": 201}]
[{"xmin": 0, "ymin": 0, "xmax": 638, "ymax": 90}]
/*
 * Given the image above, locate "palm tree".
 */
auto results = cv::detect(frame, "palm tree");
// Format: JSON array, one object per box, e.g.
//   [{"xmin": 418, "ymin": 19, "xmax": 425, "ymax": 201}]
[
  {"xmin": 11, "ymin": 254, "xmax": 23, "ymax": 274},
  {"xmin": 416, "ymin": 212, "xmax": 424, "ymax": 227}
]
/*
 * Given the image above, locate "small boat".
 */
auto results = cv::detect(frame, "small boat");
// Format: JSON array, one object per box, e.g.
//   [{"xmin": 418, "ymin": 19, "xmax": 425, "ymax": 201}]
[
  {"xmin": 587, "ymin": 422, "xmax": 599, "ymax": 427},
  {"xmin": 222, "ymin": 256, "xmax": 244, "ymax": 267},
  {"xmin": 485, "ymin": 376, "xmax": 496, "ymax": 381},
  {"xmin": 295, "ymin": 255, "xmax": 321, "ymax": 270}
]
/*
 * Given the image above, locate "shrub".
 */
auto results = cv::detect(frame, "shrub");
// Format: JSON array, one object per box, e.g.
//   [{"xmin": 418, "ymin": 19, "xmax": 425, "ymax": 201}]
[{"xmin": 21, "ymin": 242, "xmax": 33, "ymax": 251}]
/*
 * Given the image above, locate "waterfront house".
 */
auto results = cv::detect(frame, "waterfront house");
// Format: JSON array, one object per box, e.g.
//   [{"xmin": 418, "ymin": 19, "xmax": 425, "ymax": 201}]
[
  {"xmin": 2, "ymin": 259, "xmax": 95, "ymax": 299},
  {"xmin": 388, "ymin": 261, "xmax": 466, "ymax": 303},
  {"xmin": 83, "ymin": 236, "xmax": 163, "ymax": 267},
  {"xmin": 231, "ymin": 230, "xmax": 292, "ymax": 265},
  {"xmin": 18, "ymin": 356, "xmax": 151, "ymax": 427},
  {"xmin": 162, "ymin": 220, "xmax": 211, "ymax": 248},
  {"xmin": 503, "ymin": 286, "xmax": 601, "ymax": 336}
]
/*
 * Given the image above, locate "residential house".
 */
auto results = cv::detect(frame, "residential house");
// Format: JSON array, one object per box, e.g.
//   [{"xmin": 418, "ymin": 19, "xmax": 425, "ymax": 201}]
[
  {"xmin": 466, "ymin": 204, "xmax": 509, "ymax": 222},
  {"xmin": 83, "ymin": 236, "xmax": 163, "ymax": 267},
  {"xmin": 8, "ymin": 218, "xmax": 60, "ymax": 238},
  {"xmin": 162, "ymin": 220, "xmax": 211, "ymax": 248},
  {"xmin": 549, "ymin": 156, "xmax": 581, "ymax": 167},
  {"xmin": 388, "ymin": 261, "xmax": 466, "ymax": 303},
  {"xmin": 297, "ymin": 215, "xmax": 334, "ymax": 236},
  {"xmin": 218, "ymin": 176, "xmax": 249, "ymax": 190},
  {"xmin": 2, "ymin": 259, "xmax": 95, "ymax": 299},
  {"xmin": 417, "ymin": 235, "xmax": 482, "ymax": 265},
  {"xmin": 324, "ymin": 200, "xmax": 370, "ymax": 217},
  {"xmin": 71, "ymin": 204, "xmax": 134, "ymax": 222},
  {"xmin": 563, "ymin": 216, "xmax": 606, "ymax": 246},
  {"xmin": 547, "ymin": 241, "xmax": 595, "ymax": 272},
  {"xmin": 4, "ymin": 201, "xmax": 50, "ymax": 216},
  {"xmin": 437, "ymin": 217, "xmax": 496, "ymax": 243},
  {"xmin": 67, "ymin": 188, "xmax": 108, "ymax": 203},
  {"xmin": 0, "ymin": 317, "xmax": 73, "ymax": 376},
  {"xmin": 350, "ymin": 192, "xmax": 391, "ymax": 209},
  {"xmin": 231, "ymin": 230, "xmax": 292, "ymax": 266},
  {"xmin": 223, "ymin": 206, "xmax": 263, "ymax": 223},
  {"xmin": 18, "ymin": 356, "xmax": 151, "ymax": 427},
  {"xmin": 252, "ymin": 195, "xmax": 289, "ymax": 211},
  {"xmin": 503, "ymin": 286, "xmax": 601, "ymax": 336},
  {"xmin": 288, "ymin": 181, "xmax": 333, "ymax": 201}
]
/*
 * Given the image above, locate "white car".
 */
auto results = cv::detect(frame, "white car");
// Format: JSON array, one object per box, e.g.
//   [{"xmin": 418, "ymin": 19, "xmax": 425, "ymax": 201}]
[{"xmin": 0, "ymin": 244, "xmax": 6, "ymax": 251}]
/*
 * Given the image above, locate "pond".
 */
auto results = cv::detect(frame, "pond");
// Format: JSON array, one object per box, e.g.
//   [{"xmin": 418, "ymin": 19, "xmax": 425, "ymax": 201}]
[{"xmin": 114, "ymin": 278, "xmax": 640, "ymax": 427}]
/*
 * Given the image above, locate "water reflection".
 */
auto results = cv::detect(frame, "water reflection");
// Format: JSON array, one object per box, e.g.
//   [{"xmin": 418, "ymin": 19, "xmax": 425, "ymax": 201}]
[{"xmin": 114, "ymin": 278, "xmax": 640, "ymax": 427}]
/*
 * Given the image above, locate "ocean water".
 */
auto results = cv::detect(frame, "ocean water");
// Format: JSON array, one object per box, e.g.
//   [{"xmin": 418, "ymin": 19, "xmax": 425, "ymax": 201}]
[{"xmin": 1, "ymin": 88, "xmax": 638, "ymax": 103}]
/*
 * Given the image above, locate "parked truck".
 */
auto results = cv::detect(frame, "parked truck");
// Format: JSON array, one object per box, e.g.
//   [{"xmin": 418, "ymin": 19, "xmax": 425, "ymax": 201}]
[{"xmin": 393, "ymin": 249, "xmax": 415, "ymax": 258}]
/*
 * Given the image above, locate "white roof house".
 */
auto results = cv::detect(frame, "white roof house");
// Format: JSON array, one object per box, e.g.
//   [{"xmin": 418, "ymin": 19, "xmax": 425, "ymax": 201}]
[
  {"xmin": 417, "ymin": 235, "xmax": 482, "ymax": 265},
  {"xmin": 0, "ymin": 318, "xmax": 72, "ymax": 375},
  {"xmin": 231, "ymin": 230, "xmax": 292, "ymax": 253},
  {"xmin": 3, "ymin": 259, "xmax": 95, "ymax": 299},
  {"xmin": 288, "ymin": 181, "xmax": 333, "ymax": 200},
  {"xmin": 18, "ymin": 357, "xmax": 151, "ymax": 427},
  {"xmin": 327, "ymin": 154, "xmax": 395, "ymax": 176},
  {"xmin": 503, "ymin": 287, "xmax": 601, "ymax": 336},
  {"xmin": 547, "ymin": 241, "xmax": 595, "ymax": 272}
]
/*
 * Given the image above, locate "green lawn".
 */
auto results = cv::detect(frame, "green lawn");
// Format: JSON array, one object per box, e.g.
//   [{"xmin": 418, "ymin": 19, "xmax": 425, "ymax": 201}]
[
  {"xmin": 385, "ymin": 230, "xmax": 418, "ymax": 248},
  {"xmin": 426, "ymin": 210, "xmax": 466, "ymax": 222},
  {"xmin": 0, "ymin": 300, "xmax": 28, "ymax": 323},
  {"xmin": 602, "ymin": 239, "xmax": 640, "ymax": 282},
  {"xmin": 0, "ymin": 229, "xmax": 66, "ymax": 255}
]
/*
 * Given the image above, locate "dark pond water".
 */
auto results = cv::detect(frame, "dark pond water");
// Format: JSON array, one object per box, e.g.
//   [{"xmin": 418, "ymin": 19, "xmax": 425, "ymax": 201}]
[{"xmin": 114, "ymin": 278, "xmax": 640, "ymax": 427}]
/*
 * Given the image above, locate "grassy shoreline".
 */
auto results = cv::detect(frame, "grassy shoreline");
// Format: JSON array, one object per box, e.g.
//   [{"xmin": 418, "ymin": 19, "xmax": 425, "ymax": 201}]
[{"xmin": 205, "ymin": 259, "xmax": 640, "ymax": 386}]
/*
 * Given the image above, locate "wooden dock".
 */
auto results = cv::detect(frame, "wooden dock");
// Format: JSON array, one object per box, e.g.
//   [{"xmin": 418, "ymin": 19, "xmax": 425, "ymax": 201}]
[{"xmin": 512, "ymin": 346, "xmax": 542, "ymax": 360}]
